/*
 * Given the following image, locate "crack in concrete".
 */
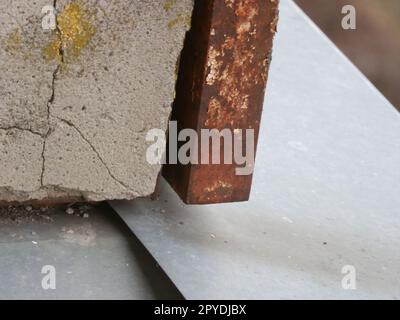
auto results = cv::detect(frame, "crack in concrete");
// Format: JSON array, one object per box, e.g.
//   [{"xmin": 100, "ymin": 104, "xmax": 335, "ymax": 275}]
[
  {"xmin": 41, "ymin": 64, "xmax": 61, "ymax": 186},
  {"xmin": 57, "ymin": 117, "xmax": 133, "ymax": 192},
  {"xmin": 40, "ymin": 137, "xmax": 47, "ymax": 187},
  {"xmin": 41, "ymin": 65, "xmax": 60, "ymax": 187},
  {"xmin": 53, "ymin": 0, "xmax": 65, "ymax": 64},
  {"xmin": 35, "ymin": 1, "xmax": 133, "ymax": 195},
  {"xmin": 39, "ymin": 1, "xmax": 132, "ymax": 193},
  {"xmin": 0, "ymin": 126, "xmax": 44, "ymax": 137},
  {"xmin": 47, "ymin": 66, "xmax": 60, "ymax": 119},
  {"xmin": 41, "ymin": 0, "xmax": 60, "ymax": 187},
  {"xmin": 40, "ymin": 65, "xmax": 61, "ymax": 187}
]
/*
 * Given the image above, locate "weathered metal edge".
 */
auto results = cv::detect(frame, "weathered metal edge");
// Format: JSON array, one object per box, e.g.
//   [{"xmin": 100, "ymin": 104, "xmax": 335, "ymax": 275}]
[{"xmin": 163, "ymin": 0, "xmax": 279, "ymax": 204}]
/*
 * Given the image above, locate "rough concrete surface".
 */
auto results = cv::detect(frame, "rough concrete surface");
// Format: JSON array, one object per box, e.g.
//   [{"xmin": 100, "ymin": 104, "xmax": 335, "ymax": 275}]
[{"xmin": 0, "ymin": 0, "xmax": 194, "ymax": 202}]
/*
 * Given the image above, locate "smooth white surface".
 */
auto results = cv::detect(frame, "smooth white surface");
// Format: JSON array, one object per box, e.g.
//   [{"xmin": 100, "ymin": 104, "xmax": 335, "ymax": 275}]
[{"xmin": 111, "ymin": 0, "xmax": 400, "ymax": 300}]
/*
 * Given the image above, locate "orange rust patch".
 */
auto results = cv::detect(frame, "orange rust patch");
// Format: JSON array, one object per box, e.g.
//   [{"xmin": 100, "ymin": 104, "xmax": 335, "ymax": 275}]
[
  {"xmin": 204, "ymin": 0, "xmax": 264, "ymax": 129},
  {"xmin": 163, "ymin": 0, "xmax": 279, "ymax": 204}
]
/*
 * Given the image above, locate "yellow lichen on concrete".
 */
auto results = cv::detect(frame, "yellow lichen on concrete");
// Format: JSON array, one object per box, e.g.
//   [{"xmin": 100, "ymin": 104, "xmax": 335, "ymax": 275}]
[
  {"xmin": 3, "ymin": 28, "xmax": 35, "ymax": 61},
  {"xmin": 168, "ymin": 14, "xmax": 192, "ymax": 30},
  {"xmin": 164, "ymin": 0, "xmax": 177, "ymax": 12},
  {"xmin": 3, "ymin": 28, "xmax": 22, "ymax": 55},
  {"xmin": 43, "ymin": 35, "xmax": 63, "ymax": 63},
  {"xmin": 58, "ymin": 2, "xmax": 95, "ymax": 58},
  {"xmin": 43, "ymin": 1, "xmax": 95, "ymax": 63}
]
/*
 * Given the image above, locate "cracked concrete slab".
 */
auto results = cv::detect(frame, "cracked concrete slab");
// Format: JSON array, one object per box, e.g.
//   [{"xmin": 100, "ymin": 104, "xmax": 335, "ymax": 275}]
[{"xmin": 0, "ymin": 0, "xmax": 194, "ymax": 203}]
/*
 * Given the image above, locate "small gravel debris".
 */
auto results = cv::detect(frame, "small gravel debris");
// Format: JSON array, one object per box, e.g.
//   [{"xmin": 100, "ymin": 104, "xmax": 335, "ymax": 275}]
[
  {"xmin": 0, "ymin": 203, "xmax": 96, "ymax": 226},
  {"xmin": 0, "ymin": 206, "xmax": 55, "ymax": 225}
]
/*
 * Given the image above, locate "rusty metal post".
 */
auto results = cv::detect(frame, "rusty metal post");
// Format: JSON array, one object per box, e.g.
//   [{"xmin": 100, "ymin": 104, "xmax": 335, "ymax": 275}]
[{"xmin": 163, "ymin": 0, "xmax": 279, "ymax": 204}]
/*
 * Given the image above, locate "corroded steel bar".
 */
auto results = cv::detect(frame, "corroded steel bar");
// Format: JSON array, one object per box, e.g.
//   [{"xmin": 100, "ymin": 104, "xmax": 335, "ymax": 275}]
[{"xmin": 164, "ymin": 0, "xmax": 279, "ymax": 204}]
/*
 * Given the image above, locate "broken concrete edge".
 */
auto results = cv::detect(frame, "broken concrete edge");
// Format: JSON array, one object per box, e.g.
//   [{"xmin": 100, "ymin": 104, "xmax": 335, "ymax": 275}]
[
  {"xmin": 163, "ymin": 0, "xmax": 280, "ymax": 204},
  {"xmin": 0, "ymin": 70, "xmax": 138, "ymax": 204},
  {"xmin": 0, "ymin": 0, "xmax": 194, "ymax": 205}
]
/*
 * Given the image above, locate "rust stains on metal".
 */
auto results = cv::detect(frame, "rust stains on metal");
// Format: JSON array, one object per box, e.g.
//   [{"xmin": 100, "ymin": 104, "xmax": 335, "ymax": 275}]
[{"xmin": 163, "ymin": 0, "xmax": 279, "ymax": 204}]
